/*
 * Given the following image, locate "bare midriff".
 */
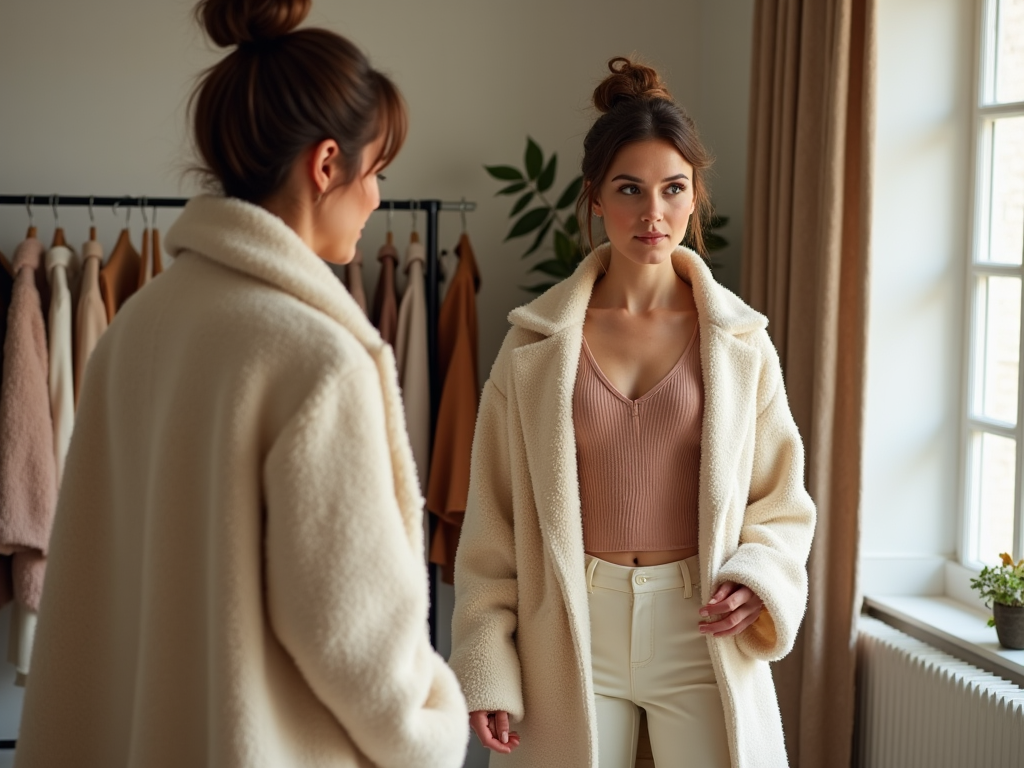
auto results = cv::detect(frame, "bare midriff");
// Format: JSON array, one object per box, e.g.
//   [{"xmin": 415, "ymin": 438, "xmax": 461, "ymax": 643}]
[{"xmin": 586, "ymin": 546, "xmax": 699, "ymax": 567}]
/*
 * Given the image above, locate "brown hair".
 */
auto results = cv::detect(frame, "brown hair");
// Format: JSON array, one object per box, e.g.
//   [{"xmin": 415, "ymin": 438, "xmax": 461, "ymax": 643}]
[
  {"xmin": 190, "ymin": 0, "xmax": 407, "ymax": 203},
  {"xmin": 578, "ymin": 57, "xmax": 714, "ymax": 255}
]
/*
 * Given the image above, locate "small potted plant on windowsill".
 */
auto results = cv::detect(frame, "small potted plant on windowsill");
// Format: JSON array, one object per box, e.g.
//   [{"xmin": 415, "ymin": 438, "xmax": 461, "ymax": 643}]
[{"xmin": 970, "ymin": 553, "xmax": 1024, "ymax": 650}]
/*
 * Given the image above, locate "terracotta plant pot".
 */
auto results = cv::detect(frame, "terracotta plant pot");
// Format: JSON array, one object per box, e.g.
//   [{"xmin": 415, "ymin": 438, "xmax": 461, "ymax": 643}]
[{"xmin": 992, "ymin": 602, "xmax": 1024, "ymax": 650}]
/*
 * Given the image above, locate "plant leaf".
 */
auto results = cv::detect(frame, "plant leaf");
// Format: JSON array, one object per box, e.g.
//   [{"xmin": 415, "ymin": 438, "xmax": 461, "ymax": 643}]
[
  {"xmin": 496, "ymin": 181, "xmax": 528, "ymax": 196},
  {"xmin": 554, "ymin": 229, "xmax": 577, "ymax": 263},
  {"xmin": 537, "ymin": 154, "xmax": 558, "ymax": 192},
  {"xmin": 511, "ymin": 191, "xmax": 535, "ymax": 216},
  {"xmin": 704, "ymin": 232, "xmax": 729, "ymax": 252},
  {"xmin": 485, "ymin": 165, "xmax": 524, "ymax": 181},
  {"xmin": 556, "ymin": 176, "xmax": 584, "ymax": 209},
  {"xmin": 706, "ymin": 214, "xmax": 730, "ymax": 230},
  {"xmin": 523, "ymin": 217, "xmax": 554, "ymax": 257},
  {"xmin": 506, "ymin": 207, "xmax": 550, "ymax": 240},
  {"xmin": 525, "ymin": 137, "xmax": 543, "ymax": 181},
  {"xmin": 530, "ymin": 258, "xmax": 573, "ymax": 278},
  {"xmin": 564, "ymin": 213, "xmax": 580, "ymax": 236},
  {"xmin": 522, "ymin": 281, "xmax": 558, "ymax": 294}
]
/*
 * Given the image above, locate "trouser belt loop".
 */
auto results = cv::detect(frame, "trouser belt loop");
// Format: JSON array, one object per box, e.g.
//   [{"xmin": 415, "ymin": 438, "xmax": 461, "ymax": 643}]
[
  {"xmin": 679, "ymin": 559, "xmax": 693, "ymax": 599},
  {"xmin": 586, "ymin": 556, "xmax": 600, "ymax": 593}
]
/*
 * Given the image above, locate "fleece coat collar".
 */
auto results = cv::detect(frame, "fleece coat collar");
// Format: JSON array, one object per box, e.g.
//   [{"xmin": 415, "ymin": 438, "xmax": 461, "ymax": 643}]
[{"xmin": 507, "ymin": 244, "xmax": 768, "ymax": 596}]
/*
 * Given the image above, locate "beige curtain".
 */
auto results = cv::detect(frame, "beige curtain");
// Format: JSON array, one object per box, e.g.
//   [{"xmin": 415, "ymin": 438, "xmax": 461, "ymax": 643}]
[{"xmin": 741, "ymin": 1, "xmax": 876, "ymax": 767}]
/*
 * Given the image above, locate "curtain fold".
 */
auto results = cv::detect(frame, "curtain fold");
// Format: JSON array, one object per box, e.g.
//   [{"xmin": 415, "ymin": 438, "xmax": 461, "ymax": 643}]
[{"xmin": 742, "ymin": 1, "xmax": 876, "ymax": 767}]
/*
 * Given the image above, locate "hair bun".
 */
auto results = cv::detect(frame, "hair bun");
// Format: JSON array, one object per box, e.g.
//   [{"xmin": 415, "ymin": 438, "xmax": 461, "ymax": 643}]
[
  {"xmin": 196, "ymin": 0, "xmax": 312, "ymax": 48},
  {"xmin": 593, "ymin": 56, "xmax": 672, "ymax": 113}
]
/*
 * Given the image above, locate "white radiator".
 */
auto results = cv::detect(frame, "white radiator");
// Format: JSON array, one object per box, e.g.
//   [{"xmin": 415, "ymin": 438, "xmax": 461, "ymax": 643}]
[{"xmin": 856, "ymin": 616, "xmax": 1024, "ymax": 768}]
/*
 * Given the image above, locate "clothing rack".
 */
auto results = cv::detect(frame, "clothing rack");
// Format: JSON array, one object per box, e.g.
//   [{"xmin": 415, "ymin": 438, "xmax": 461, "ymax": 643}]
[{"xmin": 0, "ymin": 193, "xmax": 476, "ymax": 649}]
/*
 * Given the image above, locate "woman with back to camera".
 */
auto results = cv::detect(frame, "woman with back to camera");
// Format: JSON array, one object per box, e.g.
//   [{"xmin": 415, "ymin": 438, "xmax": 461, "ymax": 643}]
[
  {"xmin": 15, "ymin": 2, "xmax": 468, "ymax": 766},
  {"xmin": 449, "ymin": 57, "xmax": 816, "ymax": 768}
]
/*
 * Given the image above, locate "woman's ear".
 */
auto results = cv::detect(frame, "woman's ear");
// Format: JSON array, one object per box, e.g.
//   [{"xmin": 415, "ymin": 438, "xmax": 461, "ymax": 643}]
[
  {"xmin": 309, "ymin": 139, "xmax": 341, "ymax": 199},
  {"xmin": 591, "ymin": 196, "xmax": 604, "ymax": 218}
]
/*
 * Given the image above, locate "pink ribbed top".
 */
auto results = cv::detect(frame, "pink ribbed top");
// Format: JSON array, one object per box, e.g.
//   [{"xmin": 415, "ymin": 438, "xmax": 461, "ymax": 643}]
[{"xmin": 574, "ymin": 324, "xmax": 704, "ymax": 552}]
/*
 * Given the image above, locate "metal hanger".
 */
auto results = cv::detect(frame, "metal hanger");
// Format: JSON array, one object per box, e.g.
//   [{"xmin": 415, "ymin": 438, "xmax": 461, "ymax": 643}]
[
  {"xmin": 88, "ymin": 195, "xmax": 97, "ymax": 240},
  {"xmin": 51, "ymin": 194, "xmax": 66, "ymax": 246},
  {"xmin": 410, "ymin": 200, "xmax": 420, "ymax": 244},
  {"xmin": 25, "ymin": 195, "xmax": 36, "ymax": 238}
]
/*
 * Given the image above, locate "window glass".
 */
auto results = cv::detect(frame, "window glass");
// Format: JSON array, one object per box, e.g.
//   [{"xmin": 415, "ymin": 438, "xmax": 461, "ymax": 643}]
[
  {"xmin": 973, "ymin": 275, "xmax": 1021, "ymax": 424},
  {"xmin": 985, "ymin": 117, "xmax": 1024, "ymax": 265},
  {"xmin": 994, "ymin": 0, "xmax": 1024, "ymax": 104},
  {"xmin": 973, "ymin": 432, "xmax": 1017, "ymax": 564}
]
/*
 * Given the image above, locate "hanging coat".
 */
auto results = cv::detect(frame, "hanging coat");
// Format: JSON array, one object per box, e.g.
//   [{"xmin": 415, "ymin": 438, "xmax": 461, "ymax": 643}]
[
  {"xmin": 426, "ymin": 233, "xmax": 480, "ymax": 584},
  {"xmin": 0, "ymin": 256, "xmax": 14, "ymax": 607},
  {"xmin": 395, "ymin": 240, "xmax": 430, "ymax": 491},
  {"xmin": 75, "ymin": 239, "xmax": 108, "ymax": 404},
  {"xmin": 372, "ymin": 242, "xmax": 399, "ymax": 345},
  {"xmin": 46, "ymin": 244, "xmax": 75, "ymax": 480},
  {"xmin": 15, "ymin": 195, "xmax": 468, "ymax": 768},
  {"xmin": 346, "ymin": 247, "xmax": 368, "ymax": 315},
  {"xmin": 151, "ymin": 227, "xmax": 164, "ymax": 277},
  {"xmin": 449, "ymin": 246, "xmax": 816, "ymax": 768},
  {"xmin": 99, "ymin": 228, "xmax": 140, "ymax": 321},
  {"xmin": 0, "ymin": 237, "xmax": 58, "ymax": 685}
]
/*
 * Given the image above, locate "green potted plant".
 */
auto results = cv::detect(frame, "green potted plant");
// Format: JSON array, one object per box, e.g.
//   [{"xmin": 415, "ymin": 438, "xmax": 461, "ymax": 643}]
[
  {"xmin": 970, "ymin": 553, "xmax": 1024, "ymax": 650},
  {"xmin": 487, "ymin": 137, "xmax": 729, "ymax": 294}
]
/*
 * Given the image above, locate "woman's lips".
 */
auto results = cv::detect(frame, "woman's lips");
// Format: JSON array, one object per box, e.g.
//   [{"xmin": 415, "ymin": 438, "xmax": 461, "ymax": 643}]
[{"xmin": 635, "ymin": 233, "xmax": 667, "ymax": 245}]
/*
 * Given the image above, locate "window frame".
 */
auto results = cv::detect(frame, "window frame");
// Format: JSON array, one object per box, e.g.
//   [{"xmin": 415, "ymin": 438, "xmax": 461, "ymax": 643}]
[{"xmin": 960, "ymin": 0, "xmax": 1024, "ymax": 569}]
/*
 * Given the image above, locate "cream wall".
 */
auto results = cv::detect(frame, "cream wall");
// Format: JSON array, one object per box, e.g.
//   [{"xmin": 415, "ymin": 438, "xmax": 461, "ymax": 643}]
[
  {"xmin": 860, "ymin": 0, "xmax": 975, "ymax": 595},
  {"xmin": 0, "ymin": 0, "xmax": 754, "ymax": 761}
]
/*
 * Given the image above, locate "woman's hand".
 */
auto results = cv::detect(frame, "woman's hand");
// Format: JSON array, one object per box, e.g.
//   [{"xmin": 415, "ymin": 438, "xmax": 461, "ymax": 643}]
[
  {"xmin": 698, "ymin": 581, "xmax": 764, "ymax": 637},
  {"xmin": 469, "ymin": 710, "xmax": 521, "ymax": 754}
]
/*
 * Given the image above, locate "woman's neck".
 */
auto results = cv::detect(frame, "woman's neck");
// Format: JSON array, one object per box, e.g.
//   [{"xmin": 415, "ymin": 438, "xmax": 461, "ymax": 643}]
[{"xmin": 592, "ymin": 247, "xmax": 687, "ymax": 314}]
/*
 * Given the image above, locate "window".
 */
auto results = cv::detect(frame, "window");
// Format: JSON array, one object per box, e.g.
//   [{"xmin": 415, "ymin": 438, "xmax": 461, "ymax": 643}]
[{"xmin": 963, "ymin": 0, "xmax": 1024, "ymax": 567}]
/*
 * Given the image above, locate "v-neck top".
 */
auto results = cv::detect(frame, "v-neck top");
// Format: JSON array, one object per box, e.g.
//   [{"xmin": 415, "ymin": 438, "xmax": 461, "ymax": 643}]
[{"xmin": 573, "ymin": 322, "xmax": 704, "ymax": 552}]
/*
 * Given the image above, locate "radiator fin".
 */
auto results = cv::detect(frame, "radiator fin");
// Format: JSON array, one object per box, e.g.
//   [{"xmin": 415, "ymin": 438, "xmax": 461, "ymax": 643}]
[{"xmin": 857, "ymin": 616, "xmax": 1024, "ymax": 768}]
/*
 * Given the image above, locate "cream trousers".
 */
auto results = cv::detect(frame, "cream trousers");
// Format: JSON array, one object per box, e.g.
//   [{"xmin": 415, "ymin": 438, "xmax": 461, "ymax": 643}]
[{"xmin": 586, "ymin": 554, "xmax": 731, "ymax": 768}]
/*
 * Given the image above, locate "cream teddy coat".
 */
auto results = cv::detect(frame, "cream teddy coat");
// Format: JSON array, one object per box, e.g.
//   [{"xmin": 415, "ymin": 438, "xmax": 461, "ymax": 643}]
[
  {"xmin": 449, "ymin": 245, "xmax": 815, "ymax": 768},
  {"xmin": 15, "ymin": 196, "xmax": 468, "ymax": 768}
]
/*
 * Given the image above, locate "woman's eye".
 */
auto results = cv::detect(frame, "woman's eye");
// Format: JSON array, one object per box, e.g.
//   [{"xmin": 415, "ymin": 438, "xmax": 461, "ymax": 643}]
[
  {"xmin": 618, "ymin": 184, "xmax": 640, "ymax": 195},
  {"xmin": 666, "ymin": 184, "xmax": 685, "ymax": 195}
]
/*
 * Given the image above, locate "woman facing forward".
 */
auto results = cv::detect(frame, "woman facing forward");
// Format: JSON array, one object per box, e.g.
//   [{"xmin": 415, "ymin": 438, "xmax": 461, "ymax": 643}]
[
  {"xmin": 449, "ymin": 58, "xmax": 815, "ymax": 768},
  {"xmin": 16, "ymin": 1, "xmax": 467, "ymax": 766}
]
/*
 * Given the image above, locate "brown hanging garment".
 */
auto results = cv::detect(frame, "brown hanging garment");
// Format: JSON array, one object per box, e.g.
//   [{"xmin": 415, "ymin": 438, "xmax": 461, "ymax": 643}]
[
  {"xmin": 427, "ymin": 233, "xmax": 481, "ymax": 583},
  {"xmin": 137, "ymin": 228, "xmax": 151, "ymax": 290},
  {"xmin": 372, "ymin": 242, "xmax": 399, "ymax": 345},
  {"xmin": 151, "ymin": 227, "xmax": 164, "ymax": 277},
  {"xmin": 99, "ymin": 229, "xmax": 141, "ymax": 322}
]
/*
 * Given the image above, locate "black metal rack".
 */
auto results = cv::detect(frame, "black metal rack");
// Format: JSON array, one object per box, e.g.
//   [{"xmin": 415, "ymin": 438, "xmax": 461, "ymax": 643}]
[{"xmin": 0, "ymin": 193, "xmax": 475, "ymax": 650}]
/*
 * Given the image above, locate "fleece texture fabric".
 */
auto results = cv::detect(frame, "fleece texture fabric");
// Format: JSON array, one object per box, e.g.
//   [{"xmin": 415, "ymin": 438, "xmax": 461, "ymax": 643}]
[
  {"xmin": 15, "ymin": 195, "xmax": 468, "ymax": 768},
  {"xmin": 449, "ymin": 245, "xmax": 816, "ymax": 768}
]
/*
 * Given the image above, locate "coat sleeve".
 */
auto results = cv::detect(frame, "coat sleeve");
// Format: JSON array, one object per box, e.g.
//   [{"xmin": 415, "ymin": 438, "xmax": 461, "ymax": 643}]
[
  {"xmin": 448, "ymin": 378, "xmax": 525, "ymax": 721},
  {"xmin": 715, "ymin": 332, "xmax": 816, "ymax": 662},
  {"xmin": 262, "ymin": 362, "xmax": 468, "ymax": 768}
]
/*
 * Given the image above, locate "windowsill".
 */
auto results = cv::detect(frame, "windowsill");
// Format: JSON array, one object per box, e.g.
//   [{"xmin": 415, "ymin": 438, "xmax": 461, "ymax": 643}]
[{"xmin": 862, "ymin": 594, "xmax": 1024, "ymax": 688}]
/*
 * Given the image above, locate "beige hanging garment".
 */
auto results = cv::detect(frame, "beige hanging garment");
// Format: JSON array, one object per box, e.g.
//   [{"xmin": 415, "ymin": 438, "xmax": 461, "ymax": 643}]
[
  {"xmin": 372, "ymin": 241, "xmax": 399, "ymax": 345},
  {"xmin": 152, "ymin": 227, "xmax": 164, "ymax": 277},
  {"xmin": 346, "ymin": 248, "xmax": 368, "ymax": 315},
  {"xmin": 394, "ymin": 240, "xmax": 429, "ymax": 490},
  {"xmin": 75, "ymin": 238, "xmax": 108, "ymax": 404}
]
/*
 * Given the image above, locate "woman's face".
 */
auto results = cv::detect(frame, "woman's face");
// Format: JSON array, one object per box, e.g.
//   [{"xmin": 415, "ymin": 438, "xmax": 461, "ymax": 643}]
[
  {"xmin": 592, "ymin": 138, "xmax": 696, "ymax": 267},
  {"xmin": 315, "ymin": 136, "xmax": 385, "ymax": 265}
]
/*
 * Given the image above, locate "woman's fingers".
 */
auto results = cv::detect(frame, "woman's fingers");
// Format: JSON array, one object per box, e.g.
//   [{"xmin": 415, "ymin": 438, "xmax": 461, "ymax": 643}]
[
  {"xmin": 700, "ymin": 580, "xmax": 736, "ymax": 615},
  {"xmin": 495, "ymin": 710, "xmax": 511, "ymax": 744},
  {"xmin": 469, "ymin": 710, "xmax": 520, "ymax": 754},
  {"xmin": 700, "ymin": 599, "xmax": 763, "ymax": 637}
]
